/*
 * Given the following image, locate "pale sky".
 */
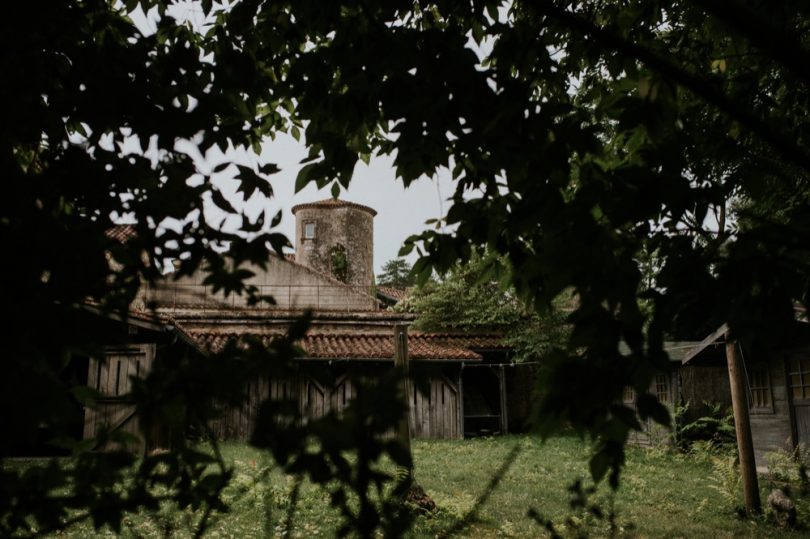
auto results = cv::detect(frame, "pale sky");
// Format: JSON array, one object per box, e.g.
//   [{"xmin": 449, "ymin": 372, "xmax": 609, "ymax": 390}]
[{"xmin": 193, "ymin": 133, "xmax": 456, "ymax": 275}]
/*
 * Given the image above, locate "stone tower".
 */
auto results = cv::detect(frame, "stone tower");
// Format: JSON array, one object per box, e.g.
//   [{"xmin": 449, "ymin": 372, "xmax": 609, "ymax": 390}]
[{"xmin": 291, "ymin": 199, "xmax": 376, "ymax": 289}]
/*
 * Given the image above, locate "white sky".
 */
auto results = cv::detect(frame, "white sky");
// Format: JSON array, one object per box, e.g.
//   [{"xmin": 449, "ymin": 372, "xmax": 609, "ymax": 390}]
[{"xmin": 193, "ymin": 134, "xmax": 456, "ymax": 275}]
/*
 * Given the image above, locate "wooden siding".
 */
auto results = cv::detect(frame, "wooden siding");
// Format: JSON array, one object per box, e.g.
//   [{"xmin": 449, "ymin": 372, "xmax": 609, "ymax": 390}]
[
  {"xmin": 85, "ymin": 352, "xmax": 465, "ymax": 444},
  {"xmin": 409, "ymin": 376, "xmax": 460, "ymax": 439},
  {"xmin": 678, "ymin": 365, "xmax": 732, "ymax": 423},
  {"xmin": 209, "ymin": 376, "xmax": 271, "ymax": 440},
  {"xmin": 83, "ymin": 344, "xmax": 155, "ymax": 451},
  {"xmin": 750, "ymin": 357, "xmax": 793, "ymax": 469},
  {"xmin": 787, "ymin": 347, "xmax": 810, "ymax": 450},
  {"xmin": 626, "ymin": 370, "xmax": 679, "ymax": 447},
  {"xmin": 214, "ymin": 372, "xmax": 462, "ymax": 441}
]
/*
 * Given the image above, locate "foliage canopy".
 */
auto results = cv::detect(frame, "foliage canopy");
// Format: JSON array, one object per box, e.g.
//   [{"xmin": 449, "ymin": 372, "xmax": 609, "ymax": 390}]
[
  {"xmin": 397, "ymin": 252, "xmax": 570, "ymax": 362},
  {"xmin": 377, "ymin": 258, "xmax": 416, "ymax": 289},
  {"xmin": 2, "ymin": 0, "xmax": 810, "ymax": 535}
]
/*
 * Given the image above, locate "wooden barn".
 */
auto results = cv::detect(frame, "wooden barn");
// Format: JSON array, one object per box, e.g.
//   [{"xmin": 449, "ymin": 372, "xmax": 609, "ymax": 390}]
[
  {"xmin": 683, "ymin": 319, "xmax": 810, "ymax": 469},
  {"xmin": 174, "ymin": 311, "xmax": 509, "ymax": 440},
  {"xmin": 77, "ymin": 308, "xmax": 512, "ymax": 445},
  {"xmin": 76, "ymin": 200, "xmax": 531, "ymax": 450}
]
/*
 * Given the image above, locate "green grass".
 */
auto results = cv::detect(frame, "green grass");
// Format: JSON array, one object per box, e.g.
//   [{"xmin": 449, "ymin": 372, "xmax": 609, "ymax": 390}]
[{"xmin": 33, "ymin": 435, "xmax": 810, "ymax": 537}]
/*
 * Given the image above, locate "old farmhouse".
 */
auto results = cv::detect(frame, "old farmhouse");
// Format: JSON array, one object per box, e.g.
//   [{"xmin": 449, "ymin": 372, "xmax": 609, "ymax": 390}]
[{"xmin": 83, "ymin": 199, "xmax": 520, "ymax": 449}]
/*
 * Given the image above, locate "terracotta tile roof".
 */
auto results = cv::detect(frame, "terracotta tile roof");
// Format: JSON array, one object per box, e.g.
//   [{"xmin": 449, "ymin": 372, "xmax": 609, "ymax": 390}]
[
  {"xmin": 377, "ymin": 287, "xmax": 410, "ymax": 301},
  {"xmin": 186, "ymin": 330, "xmax": 484, "ymax": 361},
  {"xmin": 106, "ymin": 224, "xmax": 137, "ymax": 243},
  {"xmin": 162, "ymin": 309, "xmax": 416, "ymax": 322},
  {"xmin": 291, "ymin": 198, "xmax": 377, "ymax": 217},
  {"xmin": 411, "ymin": 333, "xmax": 509, "ymax": 350},
  {"xmin": 80, "ymin": 301, "xmax": 178, "ymax": 333}
]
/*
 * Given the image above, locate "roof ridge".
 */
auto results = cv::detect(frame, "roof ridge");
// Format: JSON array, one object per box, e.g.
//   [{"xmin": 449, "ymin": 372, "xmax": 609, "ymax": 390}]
[{"xmin": 290, "ymin": 198, "xmax": 377, "ymax": 216}]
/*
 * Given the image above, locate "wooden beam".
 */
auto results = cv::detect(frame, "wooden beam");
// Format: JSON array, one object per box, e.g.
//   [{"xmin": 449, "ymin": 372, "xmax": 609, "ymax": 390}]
[
  {"xmin": 458, "ymin": 365, "xmax": 465, "ymax": 439},
  {"xmin": 725, "ymin": 334, "xmax": 761, "ymax": 515},
  {"xmin": 393, "ymin": 324, "xmax": 413, "ymax": 482},
  {"xmin": 499, "ymin": 365, "xmax": 508, "ymax": 435},
  {"xmin": 682, "ymin": 323, "xmax": 729, "ymax": 364}
]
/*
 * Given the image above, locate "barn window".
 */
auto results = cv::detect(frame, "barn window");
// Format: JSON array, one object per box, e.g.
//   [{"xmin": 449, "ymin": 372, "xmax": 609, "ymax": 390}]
[
  {"xmin": 748, "ymin": 365, "xmax": 772, "ymax": 411},
  {"xmin": 655, "ymin": 374, "xmax": 670, "ymax": 404},
  {"xmin": 304, "ymin": 222, "xmax": 316, "ymax": 239},
  {"xmin": 788, "ymin": 358, "xmax": 810, "ymax": 401},
  {"xmin": 622, "ymin": 387, "xmax": 635, "ymax": 404}
]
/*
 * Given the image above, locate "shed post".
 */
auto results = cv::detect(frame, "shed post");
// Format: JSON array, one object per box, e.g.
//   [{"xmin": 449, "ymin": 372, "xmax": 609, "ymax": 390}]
[
  {"xmin": 393, "ymin": 324, "xmax": 413, "ymax": 483},
  {"xmin": 499, "ymin": 365, "xmax": 508, "ymax": 435},
  {"xmin": 458, "ymin": 364, "xmax": 465, "ymax": 439},
  {"xmin": 725, "ymin": 334, "xmax": 761, "ymax": 515}
]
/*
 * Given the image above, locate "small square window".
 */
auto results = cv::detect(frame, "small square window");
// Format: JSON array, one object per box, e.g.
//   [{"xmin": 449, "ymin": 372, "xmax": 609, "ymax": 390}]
[
  {"xmin": 749, "ymin": 364, "xmax": 773, "ymax": 412},
  {"xmin": 304, "ymin": 222, "xmax": 316, "ymax": 239},
  {"xmin": 655, "ymin": 374, "xmax": 670, "ymax": 404},
  {"xmin": 622, "ymin": 386, "xmax": 636, "ymax": 404},
  {"xmin": 787, "ymin": 359, "xmax": 810, "ymax": 401}
]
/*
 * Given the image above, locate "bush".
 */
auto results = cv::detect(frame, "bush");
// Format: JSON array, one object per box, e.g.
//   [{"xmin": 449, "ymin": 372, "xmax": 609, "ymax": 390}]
[
  {"xmin": 674, "ymin": 401, "xmax": 736, "ymax": 452},
  {"xmin": 765, "ymin": 442, "xmax": 810, "ymax": 492}
]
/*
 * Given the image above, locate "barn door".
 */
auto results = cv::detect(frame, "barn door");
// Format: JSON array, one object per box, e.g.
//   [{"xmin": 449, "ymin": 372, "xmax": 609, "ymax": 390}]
[
  {"xmin": 301, "ymin": 377, "xmax": 328, "ymax": 422},
  {"xmin": 83, "ymin": 344, "xmax": 155, "ymax": 449},
  {"xmin": 332, "ymin": 373, "xmax": 355, "ymax": 416},
  {"xmin": 410, "ymin": 375, "xmax": 460, "ymax": 439}
]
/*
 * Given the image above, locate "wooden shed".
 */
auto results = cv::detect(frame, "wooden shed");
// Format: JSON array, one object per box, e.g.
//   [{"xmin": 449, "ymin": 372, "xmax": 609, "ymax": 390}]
[
  {"xmin": 683, "ymin": 321, "xmax": 810, "ymax": 469},
  {"xmin": 619, "ymin": 342, "xmax": 705, "ymax": 446},
  {"xmin": 65, "ymin": 305, "xmax": 198, "ymax": 453},
  {"xmin": 77, "ymin": 308, "xmax": 513, "ymax": 445},
  {"xmin": 184, "ymin": 322, "xmax": 508, "ymax": 440}
]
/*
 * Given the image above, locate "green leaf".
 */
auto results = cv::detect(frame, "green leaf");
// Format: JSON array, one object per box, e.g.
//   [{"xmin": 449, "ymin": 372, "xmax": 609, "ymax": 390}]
[
  {"xmin": 295, "ymin": 163, "xmax": 317, "ymax": 193},
  {"xmin": 636, "ymin": 393, "xmax": 672, "ymax": 427},
  {"xmin": 589, "ymin": 451, "xmax": 610, "ymax": 483},
  {"xmin": 71, "ymin": 385, "xmax": 100, "ymax": 408}
]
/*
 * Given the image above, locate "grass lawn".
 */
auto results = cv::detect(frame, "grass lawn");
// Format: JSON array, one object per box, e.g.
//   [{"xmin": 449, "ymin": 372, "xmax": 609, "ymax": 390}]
[{"xmin": 32, "ymin": 435, "xmax": 810, "ymax": 537}]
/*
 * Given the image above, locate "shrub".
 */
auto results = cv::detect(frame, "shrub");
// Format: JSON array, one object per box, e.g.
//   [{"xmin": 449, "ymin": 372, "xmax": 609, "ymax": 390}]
[
  {"xmin": 674, "ymin": 401, "xmax": 736, "ymax": 452},
  {"xmin": 765, "ymin": 442, "xmax": 810, "ymax": 492}
]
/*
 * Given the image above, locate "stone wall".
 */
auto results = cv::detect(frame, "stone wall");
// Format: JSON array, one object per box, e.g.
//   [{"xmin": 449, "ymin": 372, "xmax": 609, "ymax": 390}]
[{"xmin": 142, "ymin": 255, "xmax": 378, "ymax": 311}]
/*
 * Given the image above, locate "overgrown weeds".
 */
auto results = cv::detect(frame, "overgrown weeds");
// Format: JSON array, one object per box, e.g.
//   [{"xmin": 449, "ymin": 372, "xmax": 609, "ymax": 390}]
[{"xmin": 23, "ymin": 435, "xmax": 810, "ymax": 538}]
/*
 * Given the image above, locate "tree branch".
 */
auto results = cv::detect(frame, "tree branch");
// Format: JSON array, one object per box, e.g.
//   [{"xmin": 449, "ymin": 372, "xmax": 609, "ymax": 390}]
[{"xmin": 529, "ymin": 2, "xmax": 810, "ymax": 173}]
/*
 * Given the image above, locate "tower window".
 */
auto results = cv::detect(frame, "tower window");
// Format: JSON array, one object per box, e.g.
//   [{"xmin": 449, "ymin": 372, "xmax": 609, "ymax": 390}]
[{"xmin": 304, "ymin": 222, "xmax": 316, "ymax": 239}]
